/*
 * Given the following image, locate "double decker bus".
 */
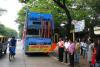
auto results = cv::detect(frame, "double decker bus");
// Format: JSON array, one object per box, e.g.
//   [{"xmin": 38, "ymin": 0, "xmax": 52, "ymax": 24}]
[{"xmin": 22, "ymin": 11, "xmax": 55, "ymax": 54}]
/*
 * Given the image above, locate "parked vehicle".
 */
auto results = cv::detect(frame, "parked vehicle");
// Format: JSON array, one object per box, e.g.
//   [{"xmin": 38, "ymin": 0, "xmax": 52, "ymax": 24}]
[{"xmin": 0, "ymin": 35, "xmax": 8, "ymax": 57}]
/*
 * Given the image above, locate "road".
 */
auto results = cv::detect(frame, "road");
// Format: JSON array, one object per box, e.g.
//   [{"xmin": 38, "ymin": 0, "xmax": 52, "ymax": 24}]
[{"xmin": 0, "ymin": 41, "xmax": 68, "ymax": 67}]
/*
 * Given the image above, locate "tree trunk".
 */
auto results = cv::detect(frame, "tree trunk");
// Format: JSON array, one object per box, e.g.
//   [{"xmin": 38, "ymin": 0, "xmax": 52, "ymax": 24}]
[
  {"xmin": 53, "ymin": 0, "xmax": 72, "ymax": 40},
  {"xmin": 90, "ymin": 19, "xmax": 95, "ymax": 39},
  {"xmin": 64, "ymin": 8, "xmax": 72, "ymax": 40}
]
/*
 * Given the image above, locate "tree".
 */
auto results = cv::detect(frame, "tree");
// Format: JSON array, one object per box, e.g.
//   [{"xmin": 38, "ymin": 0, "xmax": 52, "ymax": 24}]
[
  {"xmin": 0, "ymin": 24, "xmax": 18, "ymax": 37},
  {"xmin": 18, "ymin": 0, "xmax": 100, "ymax": 39},
  {"xmin": 18, "ymin": 23, "xmax": 24, "ymax": 38},
  {"xmin": 53, "ymin": 0, "xmax": 72, "ymax": 38},
  {"xmin": 83, "ymin": 0, "xmax": 100, "ymax": 38},
  {"xmin": 0, "ymin": 24, "xmax": 5, "ymax": 35},
  {"xmin": 18, "ymin": 0, "xmax": 87, "ymax": 39}
]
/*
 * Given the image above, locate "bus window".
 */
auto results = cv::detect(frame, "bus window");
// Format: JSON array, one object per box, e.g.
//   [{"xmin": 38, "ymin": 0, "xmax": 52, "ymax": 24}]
[
  {"xmin": 33, "ymin": 21, "xmax": 41, "ymax": 25},
  {"xmin": 2, "ymin": 37, "xmax": 5, "ymax": 43},
  {"xmin": 27, "ymin": 29, "xmax": 39, "ymax": 35},
  {"xmin": 29, "ymin": 43, "xmax": 37, "ymax": 45}
]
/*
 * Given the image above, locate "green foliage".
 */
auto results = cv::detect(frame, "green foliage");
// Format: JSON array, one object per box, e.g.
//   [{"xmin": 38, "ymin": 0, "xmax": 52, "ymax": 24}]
[
  {"xmin": 83, "ymin": 0, "xmax": 100, "ymax": 27},
  {"xmin": 0, "ymin": 24, "xmax": 5, "ymax": 35},
  {"xmin": 71, "ymin": 8, "xmax": 90, "ymax": 21},
  {"xmin": 18, "ymin": 23, "xmax": 24, "ymax": 38},
  {"xmin": 84, "ymin": 0, "xmax": 100, "ymax": 13},
  {"xmin": 17, "ymin": 6, "xmax": 26, "ymax": 23},
  {"xmin": 18, "ymin": 0, "xmax": 91, "ymax": 26},
  {"xmin": 19, "ymin": 0, "xmax": 30, "ymax": 3},
  {"xmin": 0, "ymin": 24, "xmax": 18, "ymax": 37}
]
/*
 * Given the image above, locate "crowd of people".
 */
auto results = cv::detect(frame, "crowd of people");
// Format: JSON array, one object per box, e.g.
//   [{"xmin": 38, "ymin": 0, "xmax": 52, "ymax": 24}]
[{"xmin": 57, "ymin": 38, "xmax": 100, "ymax": 67}]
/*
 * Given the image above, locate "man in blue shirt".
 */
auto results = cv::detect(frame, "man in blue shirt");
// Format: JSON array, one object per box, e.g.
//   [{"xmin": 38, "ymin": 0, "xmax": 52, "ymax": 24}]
[{"xmin": 9, "ymin": 37, "xmax": 17, "ymax": 56}]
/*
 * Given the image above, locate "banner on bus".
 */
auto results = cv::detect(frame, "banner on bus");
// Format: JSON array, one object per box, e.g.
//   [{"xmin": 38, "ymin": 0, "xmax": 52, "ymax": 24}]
[{"xmin": 28, "ymin": 45, "xmax": 51, "ymax": 52}]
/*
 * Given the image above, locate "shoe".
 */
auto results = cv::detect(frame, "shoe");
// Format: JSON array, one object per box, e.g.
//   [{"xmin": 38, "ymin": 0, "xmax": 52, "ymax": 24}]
[
  {"xmin": 64, "ymin": 61, "xmax": 68, "ymax": 63},
  {"xmin": 66, "ymin": 63, "xmax": 70, "ymax": 65},
  {"xmin": 61, "ymin": 62, "xmax": 64, "ymax": 63},
  {"xmin": 60, "ymin": 61, "xmax": 63, "ymax": 62},
  {"xmin": 59, "ymin": 60, "xmax": 63, "ymax": 62}
]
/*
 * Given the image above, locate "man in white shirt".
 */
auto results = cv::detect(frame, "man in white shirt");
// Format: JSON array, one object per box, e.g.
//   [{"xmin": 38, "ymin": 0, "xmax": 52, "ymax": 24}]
[
  {"xmin": 82, "ymin": 41, "xmax": 88, "ymax": 58},
  {"xmin": 64, "ymin": 39, "xmax": 70, "ymax": 63},
  {"xmin": 80, "ymin": 41, "xmax": 84, "ymax": 55}
]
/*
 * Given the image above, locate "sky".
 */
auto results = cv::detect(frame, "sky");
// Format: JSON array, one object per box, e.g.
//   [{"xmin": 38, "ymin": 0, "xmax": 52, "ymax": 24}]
[{"xmin": 0, "ymin": 0, "xmax": 22, "ymax": 33}]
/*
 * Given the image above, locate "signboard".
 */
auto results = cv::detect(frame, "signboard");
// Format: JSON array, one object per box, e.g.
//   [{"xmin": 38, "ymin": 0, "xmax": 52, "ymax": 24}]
[
  {"xmin": 28, "ymin": 45, "xmax": 51, "ymax": 52},
  {"xmin": 72, "ymin": 20, "xmax": 85, "ymax": 32},
  {"xmin": 94, "ymin": 26, "xmax": 100, "ymax": 35}
]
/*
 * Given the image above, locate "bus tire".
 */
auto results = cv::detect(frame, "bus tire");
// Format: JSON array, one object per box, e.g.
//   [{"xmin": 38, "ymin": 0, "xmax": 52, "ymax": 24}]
[
  {"xmin": 25, "ymin": 52, "xmax": 29, "ymax": 55},
  {"xmin": 45, "ymin": 53, "xmax": 49, "ymax": 56}
]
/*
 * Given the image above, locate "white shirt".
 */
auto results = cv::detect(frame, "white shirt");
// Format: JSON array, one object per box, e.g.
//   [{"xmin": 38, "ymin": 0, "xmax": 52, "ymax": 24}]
[
  {"xmin": 80, "ymin": 42, "xmax": 84, "ymax": 47},
  {"xmin": 88, "ymin": 43, "xmax": 94, "ymax": 61},
  {"xmin": 83, "ymin": 43, "xmax": 87, "ymax": 47},
  {"xmin": 64, "ymin": 42, "xmax": 70, "ymax": 49}
]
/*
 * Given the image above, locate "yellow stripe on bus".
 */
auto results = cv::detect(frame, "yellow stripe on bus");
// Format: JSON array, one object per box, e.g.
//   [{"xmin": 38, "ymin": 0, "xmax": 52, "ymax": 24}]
[{"xmin": 28, "ymin": 45, "xmax": 51, "ymax": 52}]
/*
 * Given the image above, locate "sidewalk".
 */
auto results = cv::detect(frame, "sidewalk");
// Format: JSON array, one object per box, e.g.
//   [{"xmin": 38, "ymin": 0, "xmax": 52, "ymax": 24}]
[
  {"xmin": 74, "ymin": 56, "xmax": 88, "ymax": 67},
  {"xmin": 50, "ymin": 53, "xmax": 89, "ymax": 67}
]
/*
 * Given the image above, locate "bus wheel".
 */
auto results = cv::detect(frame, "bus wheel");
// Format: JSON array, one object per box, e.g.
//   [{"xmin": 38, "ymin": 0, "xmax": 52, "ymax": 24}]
[
  {"xmin": 25, "ymin": 52, "xmax": 29, "ymax": 55},
  {"xmin": 45, "ymin": 53, "xmax": 49, "ymax": 56},
  {"xmin": 4, "ymin": 49, "xmax": 7, "ymax": 54}
]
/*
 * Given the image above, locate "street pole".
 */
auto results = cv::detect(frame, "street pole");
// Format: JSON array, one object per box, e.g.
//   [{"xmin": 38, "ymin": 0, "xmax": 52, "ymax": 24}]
[{"xmin": 73, "ymin": 30, "xmax": 75, "ymax": 42}]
